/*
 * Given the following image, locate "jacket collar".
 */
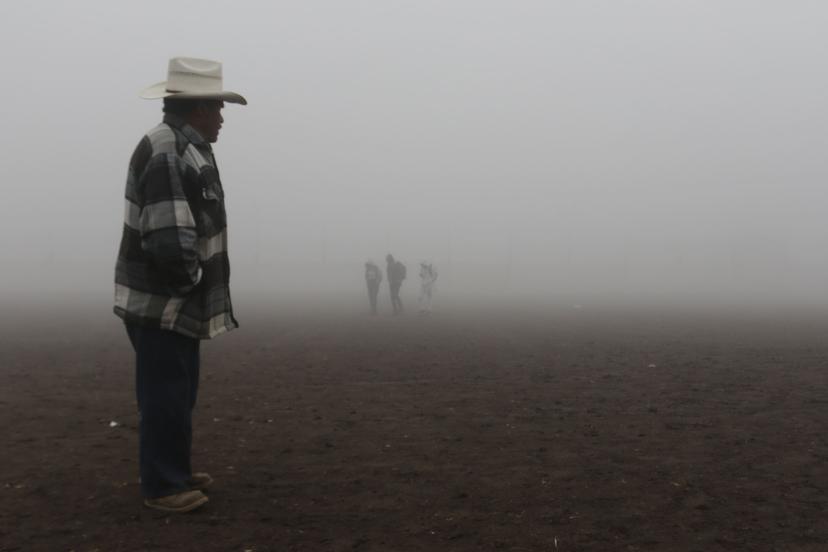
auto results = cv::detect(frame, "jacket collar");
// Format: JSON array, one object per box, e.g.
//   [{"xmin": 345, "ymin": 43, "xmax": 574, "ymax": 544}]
[{"xmin": 163, "ymin": 114, "xmax": 210, "ymax": 149}]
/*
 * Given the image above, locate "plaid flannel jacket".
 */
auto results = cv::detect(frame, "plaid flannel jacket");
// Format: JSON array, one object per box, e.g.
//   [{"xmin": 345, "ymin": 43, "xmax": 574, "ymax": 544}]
[{"xmin": 114, "ymin": 114, "xmax": 238, "ymax": 339}]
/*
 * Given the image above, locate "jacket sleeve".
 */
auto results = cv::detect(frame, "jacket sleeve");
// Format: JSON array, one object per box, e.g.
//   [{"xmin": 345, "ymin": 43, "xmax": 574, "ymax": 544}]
[{"xmin": 137, "ymin": 152, "xmax": 202, "ymax": 296}]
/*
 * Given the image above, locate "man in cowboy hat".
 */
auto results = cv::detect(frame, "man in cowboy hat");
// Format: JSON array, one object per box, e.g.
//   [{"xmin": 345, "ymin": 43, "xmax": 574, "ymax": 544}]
[{"xmin": 114, "ymin": 57, "xmax": 247, "ymax": 513}]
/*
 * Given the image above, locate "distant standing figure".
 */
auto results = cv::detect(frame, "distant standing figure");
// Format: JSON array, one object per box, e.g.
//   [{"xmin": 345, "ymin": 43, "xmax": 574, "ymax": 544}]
[
  {"xmin": 364, "ymin": 261, "xmax": 383, "ymax": 315},
  {"xmin": 418, "ymin": 262, "xmax": 438, "ymax": 314},
  {"xmin": 386, "ymin": 254, "xmax": 406, "ymax": 315}
]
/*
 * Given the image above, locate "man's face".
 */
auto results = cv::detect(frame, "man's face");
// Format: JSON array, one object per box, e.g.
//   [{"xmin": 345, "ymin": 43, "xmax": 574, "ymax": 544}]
[{"xmin": 192, "ymin": 101, "xmax": 224, "ymax": 143}]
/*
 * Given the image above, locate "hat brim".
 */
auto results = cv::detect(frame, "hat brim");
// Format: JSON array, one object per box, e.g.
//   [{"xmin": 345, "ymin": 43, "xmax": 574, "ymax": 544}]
[{"xmin": 140, "ymin": 81, "xmax": 247, "ymax": 105}]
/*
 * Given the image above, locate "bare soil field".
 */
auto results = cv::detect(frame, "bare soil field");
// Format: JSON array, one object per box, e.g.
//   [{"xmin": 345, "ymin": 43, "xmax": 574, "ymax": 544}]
[{"xmin": 2, "ymin": 297, "xmax": 828, "ymax": 551}]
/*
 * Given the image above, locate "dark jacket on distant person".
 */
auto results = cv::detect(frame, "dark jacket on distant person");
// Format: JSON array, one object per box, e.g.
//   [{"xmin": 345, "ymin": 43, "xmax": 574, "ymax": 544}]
[
  {"xmin": 365, "ymin": 263, "xmax": 383, "ymax": 287},
  {"xmin": 388, "ymin": 260, "xmax": 406, "ymax": 285}
]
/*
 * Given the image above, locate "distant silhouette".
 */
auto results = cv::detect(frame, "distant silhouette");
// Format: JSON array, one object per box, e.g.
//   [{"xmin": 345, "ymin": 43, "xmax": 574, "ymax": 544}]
[
  {"xmin": 418, "ymin": 262, "xmax": 438, "ymax": 315},
  {"xmin": 386, "ymin": 254, "xmax": 406, "ymax": 315},
  {"xmin": 364, "ymin": 261, "xmax": 383, "ymax": 315}
]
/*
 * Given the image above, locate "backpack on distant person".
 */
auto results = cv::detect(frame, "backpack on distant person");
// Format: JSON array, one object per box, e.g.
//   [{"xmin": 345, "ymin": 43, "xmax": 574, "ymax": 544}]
[{"xmin": 397, "ymin": 261, "xmax": 406, "ymax": 280}]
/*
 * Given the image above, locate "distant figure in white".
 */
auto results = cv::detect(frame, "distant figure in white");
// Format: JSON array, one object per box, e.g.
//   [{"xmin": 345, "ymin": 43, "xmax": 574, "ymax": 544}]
[{"xmin": 418, "ymin": 262, "xmax": 438, "ymax": 315}]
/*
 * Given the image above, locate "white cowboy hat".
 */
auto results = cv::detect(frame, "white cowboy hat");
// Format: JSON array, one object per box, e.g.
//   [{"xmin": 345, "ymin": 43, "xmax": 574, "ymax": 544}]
[{"xmin": 140, "ymin": 57, "xmax": 247, "ymax": 105}]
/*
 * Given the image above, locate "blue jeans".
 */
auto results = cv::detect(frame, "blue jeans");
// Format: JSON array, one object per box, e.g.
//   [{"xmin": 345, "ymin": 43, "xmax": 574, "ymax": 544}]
[{"xmin": 126, "ymin": 324, "xmax": 200, "ymax": 498}]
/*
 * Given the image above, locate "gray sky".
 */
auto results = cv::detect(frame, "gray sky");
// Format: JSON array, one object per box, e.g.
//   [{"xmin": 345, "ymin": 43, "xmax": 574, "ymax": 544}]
[{"xmin": 2, "ymin": 1, "xmax": 828, "ymax": 304}]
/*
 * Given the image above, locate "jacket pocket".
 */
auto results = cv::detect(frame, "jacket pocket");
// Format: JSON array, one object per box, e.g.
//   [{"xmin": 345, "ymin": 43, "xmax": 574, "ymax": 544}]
[{"xmin": 196, "ymin": 173, "xmax": 226, "ymax": 235}]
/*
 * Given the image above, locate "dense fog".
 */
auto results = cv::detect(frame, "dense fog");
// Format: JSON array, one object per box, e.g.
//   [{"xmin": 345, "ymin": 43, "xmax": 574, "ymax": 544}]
[{"xmin": 3, "ymin": 1, "xmax": 828, "ymax": 307}]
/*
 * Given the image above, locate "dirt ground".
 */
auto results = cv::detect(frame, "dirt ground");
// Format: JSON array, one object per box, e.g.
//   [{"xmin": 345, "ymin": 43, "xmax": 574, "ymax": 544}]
[{"xmin": 3, "ymin": 297, "xmax": 828, "ymax": 551}]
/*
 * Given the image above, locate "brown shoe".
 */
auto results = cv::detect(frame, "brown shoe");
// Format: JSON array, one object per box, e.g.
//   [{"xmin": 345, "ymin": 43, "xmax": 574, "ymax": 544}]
[
  {"xmin": 144, "ymin": 490, "xmax": 208, "ymax": 513},
  {"xmin": 188, "ymin": 472, "xmax": 213, "ymax": 491}
]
